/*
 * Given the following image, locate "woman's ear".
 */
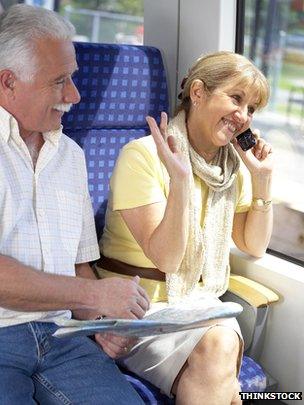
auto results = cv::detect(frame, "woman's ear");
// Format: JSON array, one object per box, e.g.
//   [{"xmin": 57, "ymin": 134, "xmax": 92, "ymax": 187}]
[{"xmin": 189, "ymin": 79, "xmax": 206, "ymax": 105}]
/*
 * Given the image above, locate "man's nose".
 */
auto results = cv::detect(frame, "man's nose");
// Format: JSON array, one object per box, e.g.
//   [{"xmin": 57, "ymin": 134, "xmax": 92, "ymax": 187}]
[{"xmin": 63, "ymin": 78, "xmax": 81, "ymax": 105}]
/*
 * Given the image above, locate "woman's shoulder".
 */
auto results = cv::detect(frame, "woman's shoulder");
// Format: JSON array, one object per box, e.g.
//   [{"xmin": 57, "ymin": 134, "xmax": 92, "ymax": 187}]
[
  {"xmin": 124, "ymin": 135, "xmax": 156, "ymax": 152},
  {"xmin": 120, "ymin": 135, "xmax": 158, "ymax": 161}
]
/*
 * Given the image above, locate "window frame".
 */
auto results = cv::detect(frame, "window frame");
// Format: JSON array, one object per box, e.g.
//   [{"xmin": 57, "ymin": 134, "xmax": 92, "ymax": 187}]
[{"xmin": 236, "ymin": 0, "xmax": 304, "ymax": 268}]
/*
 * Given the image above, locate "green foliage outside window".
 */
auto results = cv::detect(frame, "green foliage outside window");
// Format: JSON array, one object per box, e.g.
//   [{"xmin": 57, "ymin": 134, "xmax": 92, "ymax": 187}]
[{"xmin": 60, "ymin": 0, "xmax": 143, "ymax": 16}]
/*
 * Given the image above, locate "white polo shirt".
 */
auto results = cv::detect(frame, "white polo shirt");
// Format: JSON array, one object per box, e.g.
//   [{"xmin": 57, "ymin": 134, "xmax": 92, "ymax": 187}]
[{"xmin": 0, "ymin": 106, "xmax": 100, "ymax": 326}]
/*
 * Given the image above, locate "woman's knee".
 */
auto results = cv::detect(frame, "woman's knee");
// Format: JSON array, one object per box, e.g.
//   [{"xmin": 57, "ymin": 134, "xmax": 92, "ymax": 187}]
[
  {"xmin": 173, "ymin": 327, "xmax": 241, "ymax": 394},
  {"xmin": 189, "ymin": 326, "xmax": 240, "ymax": 372}
]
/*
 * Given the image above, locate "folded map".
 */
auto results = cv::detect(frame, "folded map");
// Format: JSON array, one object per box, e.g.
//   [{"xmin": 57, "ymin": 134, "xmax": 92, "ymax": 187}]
[{"xmin": 53, "ymin": 301, "xmax": 243, "ymax": 338}]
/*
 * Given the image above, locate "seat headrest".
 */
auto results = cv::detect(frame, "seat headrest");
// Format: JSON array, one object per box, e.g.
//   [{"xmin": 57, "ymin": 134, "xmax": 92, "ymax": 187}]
[{"xmin": 62, "ymin": 42, "xmax": 169, "ymax": 130}]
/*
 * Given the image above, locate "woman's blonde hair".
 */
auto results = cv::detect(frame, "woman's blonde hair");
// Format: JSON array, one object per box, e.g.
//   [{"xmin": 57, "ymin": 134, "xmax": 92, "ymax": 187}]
[{"xmin": 177, "ymin": 51, "xmax": 269, "ymax": 115}]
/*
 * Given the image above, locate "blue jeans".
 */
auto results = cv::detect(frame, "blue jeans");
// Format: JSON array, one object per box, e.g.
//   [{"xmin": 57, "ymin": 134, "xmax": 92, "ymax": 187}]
[{"xmin": 0, "ymin": 322, "xmax": 144, "ymax": 404}]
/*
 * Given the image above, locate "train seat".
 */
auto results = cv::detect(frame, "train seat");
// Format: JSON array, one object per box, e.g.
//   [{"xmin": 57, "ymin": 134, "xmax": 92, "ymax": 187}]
[
  {"xmin": 62, "ymin": 41, "xmax": 277, "ymax": 403},
  {"xmin": 62, "ymin": 41, "xmax": 168, "ymax": 240}
]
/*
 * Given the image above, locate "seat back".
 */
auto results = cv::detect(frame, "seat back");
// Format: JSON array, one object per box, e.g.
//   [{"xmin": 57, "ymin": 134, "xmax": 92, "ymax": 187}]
[{"xmin": 62, "ymin": 42, "xmax": 169, "ymax": 239}]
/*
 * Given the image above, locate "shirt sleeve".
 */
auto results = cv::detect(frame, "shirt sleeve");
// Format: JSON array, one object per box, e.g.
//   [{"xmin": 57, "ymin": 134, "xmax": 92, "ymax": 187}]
[
  {"xmin": 235, "ymin": 161, "xmax": 252, "ymax": 213},
  {"xmin": 111, "ymin": 138, "xmax": 167, "ymax": 211},
  {"xmin": 75, "ymin": 152, "xmax": 100, "ymax": 264}
]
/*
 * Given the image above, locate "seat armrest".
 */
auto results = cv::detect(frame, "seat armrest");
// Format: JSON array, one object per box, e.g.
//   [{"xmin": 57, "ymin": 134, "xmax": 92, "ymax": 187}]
[
  {"xmin": 222, "ymin": 274, "xmax": 280, "ymax": 360},
  {"xmin": 228, "ymin": 274, "xmax": 279, "ymax": 308}
]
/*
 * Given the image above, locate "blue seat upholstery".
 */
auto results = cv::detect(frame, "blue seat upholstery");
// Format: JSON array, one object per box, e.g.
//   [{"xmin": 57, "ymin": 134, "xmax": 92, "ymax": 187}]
[
  {"xmin": 62, "ymin": 42, "xmax": 169, "ymax": 239},
  {"xmin": 63, "ymin": 42, "xmax": 268, "ymax": 403},
  {"xmin": 239, "ymin": 356, "xmax": 266, "ymax": 392},
  {"xmin": 123, "ymin": 370, "xmax": 175, "ymax": 405},
  {"xmin": 122, "ymin": 356, "xmax": 266, "ymax": 404}
]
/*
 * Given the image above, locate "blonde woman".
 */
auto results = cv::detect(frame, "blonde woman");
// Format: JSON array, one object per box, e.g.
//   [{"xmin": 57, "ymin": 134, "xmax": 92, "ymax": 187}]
[{"xmin": 95, "ymin": 51, "xmax": 273, "ymax": 405}]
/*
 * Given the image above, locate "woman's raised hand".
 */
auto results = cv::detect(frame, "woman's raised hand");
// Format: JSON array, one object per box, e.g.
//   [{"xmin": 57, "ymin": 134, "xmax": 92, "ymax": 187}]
[
  {"xmin": 146, "ymin": 112, "xmax": 191, "ymax": 182},
  {"xmin": 232, "ymin": 129, "xmax": 274, "ymax": 176}
]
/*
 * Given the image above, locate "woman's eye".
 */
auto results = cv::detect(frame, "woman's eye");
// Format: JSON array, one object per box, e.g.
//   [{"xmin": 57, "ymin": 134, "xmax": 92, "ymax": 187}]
[
  {"xmin": 232, "ymin": 94, "xmax": 241, "ymax": 102},
  {"xmin": 248, "ymin": 106, "xmax": 255, "ymax": 115}
]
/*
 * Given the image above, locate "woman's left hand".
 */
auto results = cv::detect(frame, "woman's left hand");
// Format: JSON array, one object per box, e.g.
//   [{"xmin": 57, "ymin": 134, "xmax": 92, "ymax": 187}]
[{"xmin": 232, "ymin": 129, "xmax": 274, "ymax": 176}]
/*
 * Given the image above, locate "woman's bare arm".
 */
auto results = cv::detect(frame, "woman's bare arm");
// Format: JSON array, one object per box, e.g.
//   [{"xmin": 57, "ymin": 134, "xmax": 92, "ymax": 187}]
[{"xmin": 121, "ymin": 113, "xmax": 191, "ymax": 274}]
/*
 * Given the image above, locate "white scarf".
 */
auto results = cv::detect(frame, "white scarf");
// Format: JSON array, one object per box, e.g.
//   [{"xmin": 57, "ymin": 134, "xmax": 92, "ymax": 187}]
[{"xmin": 166, "ymin": 111, "xmax": 240, "ymax": 303}]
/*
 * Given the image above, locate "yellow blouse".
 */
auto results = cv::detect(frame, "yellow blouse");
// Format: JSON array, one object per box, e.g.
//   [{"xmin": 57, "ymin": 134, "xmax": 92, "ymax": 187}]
[{"xmin": 98, "ymin": 135, "xmax": 251, "ymax": 302}]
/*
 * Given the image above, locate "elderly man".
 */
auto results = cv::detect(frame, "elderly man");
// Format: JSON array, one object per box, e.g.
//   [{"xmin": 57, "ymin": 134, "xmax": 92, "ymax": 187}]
[{"xmin": 0, "ymin": 4, "xmax": 149, "ymax": 404}]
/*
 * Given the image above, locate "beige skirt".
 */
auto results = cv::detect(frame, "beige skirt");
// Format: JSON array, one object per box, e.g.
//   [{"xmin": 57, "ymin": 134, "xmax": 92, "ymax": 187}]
[{"xmin": 119, "ymin": 299, "xmax": 243, "ymax": 397}]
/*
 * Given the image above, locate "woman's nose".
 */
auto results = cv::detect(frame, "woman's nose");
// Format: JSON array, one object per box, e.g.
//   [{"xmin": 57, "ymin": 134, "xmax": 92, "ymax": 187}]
[{"xmin": 234, "ymin": 105, "xmax": 248, "ymax": 123}]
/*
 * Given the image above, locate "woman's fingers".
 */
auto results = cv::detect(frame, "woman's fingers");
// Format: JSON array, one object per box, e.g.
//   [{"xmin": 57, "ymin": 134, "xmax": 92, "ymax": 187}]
[
  {"xmin": 146, "ymin": 115, "xmax": 172, "ymax": 161},
  {"xmin": 252, "ymin": 128, "xmax": 261, "ymax": 140},
  {"xmin": 146, "ymin": 115, "xmax": 159, "ymax": 137},
  {"xmin": 251, "ymin": 129, "xmax": 273, "ymax": 160},
  {"xmin": 146, "ymin": 115, "xmax": 165, "ymax": 150},
  {"xmin": 159, "ymin": 112, "xmax": 168, "ymax": 139},
  {"xmin": 146, "ymin": 113, "xmax": 190, "ymax": 181},
  {"xmin": 167, "ymin": 135, "xmax": 178, "ymax": 153},
  {"xmin": 261, "ymin": 142, "xmax": 273, "ymax": 160},
  {"xmin": 146, "ymin": 113, "xmax": 178, "ymax": 154},
  {"xmin": 253, "ymin": 138, "xmax": 272, "ymax": 160}
]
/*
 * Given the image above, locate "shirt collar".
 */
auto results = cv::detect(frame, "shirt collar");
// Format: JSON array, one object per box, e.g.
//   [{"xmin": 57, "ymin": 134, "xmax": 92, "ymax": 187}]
[
  {"xmin": 0, "ymin": 106, "xmax": 12, "ymax": 143},
  {"xmin": 0, "ymin": 105, "xmax": 62, "ymax": 146},
  {"xmin": 43, "ymin": 126, "xmax": 62, "ymax": 146}
]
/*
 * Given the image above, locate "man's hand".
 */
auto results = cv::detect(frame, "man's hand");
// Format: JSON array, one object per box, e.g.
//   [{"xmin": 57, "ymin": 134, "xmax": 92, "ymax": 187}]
[
  {"xmin": 95, "ymin": 333, "xmax": 137, "ymax": 359},
  {"xmin": 94, "ymin": 275, "xmax": 150, "ymax": 319},
  {"xmin": 93, "ymin": 276, "xmax": 146, "ymax": 358}
]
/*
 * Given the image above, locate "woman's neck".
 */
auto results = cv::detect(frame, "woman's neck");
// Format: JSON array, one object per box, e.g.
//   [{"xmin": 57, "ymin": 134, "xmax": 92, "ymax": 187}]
[{"xmin": 186, "ymin": 116, "xmax": 219, "ymax": 163}]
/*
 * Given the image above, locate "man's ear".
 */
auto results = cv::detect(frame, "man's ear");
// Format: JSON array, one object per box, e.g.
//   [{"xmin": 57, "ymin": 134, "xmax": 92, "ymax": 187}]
[
  {"xmin": 189, "ymin": 79, "xmax": 206, "ymax": 105},
  {"xmin": 0, "ymin": 70, "xmax": 16, "ymax": 96}
]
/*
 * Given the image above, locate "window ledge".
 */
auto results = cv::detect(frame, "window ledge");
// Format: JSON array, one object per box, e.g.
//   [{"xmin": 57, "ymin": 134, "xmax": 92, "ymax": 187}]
[{"xmin": 230, "ymin": 247, "xmax": 304, "ymax": 284}]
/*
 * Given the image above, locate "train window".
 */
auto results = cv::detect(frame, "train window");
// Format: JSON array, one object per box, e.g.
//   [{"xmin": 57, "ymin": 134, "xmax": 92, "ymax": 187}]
[
  {"xmin": 60, "ymin": 0, "xmax": 143, "ymax": 44},
  {"xmin": 240, "ymin": 0, "xmax": 304, "ymax": 265},
  {"xmin": 1, "ymin": 1, "xmax": 144, "ymax": 45}
]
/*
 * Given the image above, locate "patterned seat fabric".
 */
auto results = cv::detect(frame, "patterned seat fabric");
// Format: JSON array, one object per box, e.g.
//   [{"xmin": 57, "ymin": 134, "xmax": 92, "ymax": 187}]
[
  {"xmin": 63, "ymin": 42, "xmax": 267, "ymax": 404},
  {"xmin": 62, "ymin": 42, "xmax": 169, "ymax": 239},
  {"xmin": 123, "ymin": 372, "xmax": 174, "ymax": 405},
  {"xmin": 122, "ymin": 356, "xmax": 266, "ymax": 404},
  {"xmin": 239, "ymin": 356, "xmax": 267, "ymax": 392}
]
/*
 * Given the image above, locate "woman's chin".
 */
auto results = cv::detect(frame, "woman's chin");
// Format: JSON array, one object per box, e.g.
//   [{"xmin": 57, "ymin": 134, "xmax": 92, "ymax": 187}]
[
  {"xmin": 219, "ymin": 133, "xmax": 234, "ymax": 146},
  {"xmin": 215, "ymin": 139, "xmax": 230, "ymax": 148}
]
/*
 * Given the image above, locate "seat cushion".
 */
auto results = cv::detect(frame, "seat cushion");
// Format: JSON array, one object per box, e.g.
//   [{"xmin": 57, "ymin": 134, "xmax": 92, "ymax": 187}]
[
  {"xmin": 239, "ymin": 355, "xmax": 267, "ymax": 392},
  {"xmin": 123, "ymin": 369, "xmax": 174, "ymax": 405},
  {"xmin": 122, "ymin": 355, "xmax": 267, "ymax": 404}
]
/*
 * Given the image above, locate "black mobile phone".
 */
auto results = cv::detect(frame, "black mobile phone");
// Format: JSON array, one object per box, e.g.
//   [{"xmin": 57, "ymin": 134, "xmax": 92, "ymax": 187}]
[{"xmin": 236, "ymin": 128, "xmax": 256, "ymax": 151}]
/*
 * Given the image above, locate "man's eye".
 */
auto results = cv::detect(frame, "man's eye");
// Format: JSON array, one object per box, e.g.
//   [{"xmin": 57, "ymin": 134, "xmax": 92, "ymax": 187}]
[{"xmin": 55, "ymin": 79, "xmax": 65, "ymax": 85}]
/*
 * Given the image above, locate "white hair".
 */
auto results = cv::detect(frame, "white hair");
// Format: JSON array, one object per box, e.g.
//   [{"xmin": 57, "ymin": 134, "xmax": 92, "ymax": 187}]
[{"xmin": 0, "ymin": 4, "xmax": 76, "ymax": 81}]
